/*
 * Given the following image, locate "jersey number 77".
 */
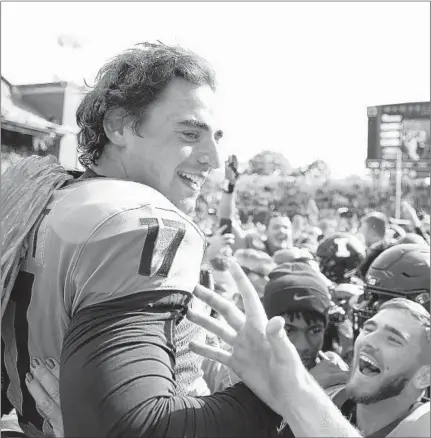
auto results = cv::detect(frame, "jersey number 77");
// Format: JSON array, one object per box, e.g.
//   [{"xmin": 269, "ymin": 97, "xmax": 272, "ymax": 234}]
[{"xmin": 138, "ymin": 218, "xmax": 186, "ymax": 277}]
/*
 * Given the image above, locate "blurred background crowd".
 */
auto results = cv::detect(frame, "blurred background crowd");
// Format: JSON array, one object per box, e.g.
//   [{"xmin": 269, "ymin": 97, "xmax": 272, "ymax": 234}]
[
  {"xmin": 1, "ymin": 2, "xmax": 430, "ymax": 436},
  {"xmin": 1, "ymin": 1, "xmax": 430, "ymax": 382}
]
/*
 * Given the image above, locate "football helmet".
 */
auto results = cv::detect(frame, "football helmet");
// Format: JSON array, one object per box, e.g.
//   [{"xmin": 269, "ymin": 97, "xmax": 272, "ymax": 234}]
[
  {"xmin": 316, "ymin": 233, "xmax": 366, "ymax": 284},
  {"xmin": 400, "ymin": 232, "xmax": 428, "ymax": 245},
  {"xmin": 352, "ymin": 244, "xmax": 430, "ymax": 338}
]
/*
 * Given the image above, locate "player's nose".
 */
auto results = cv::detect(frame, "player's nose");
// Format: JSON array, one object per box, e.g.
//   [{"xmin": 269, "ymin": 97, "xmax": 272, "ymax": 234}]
[{"xmin": 197, "ymin": 140, "xmax": 221, "ymax": 170}]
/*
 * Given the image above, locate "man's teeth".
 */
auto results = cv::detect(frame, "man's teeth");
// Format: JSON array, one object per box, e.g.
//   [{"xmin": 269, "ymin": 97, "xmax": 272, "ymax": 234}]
[
  {"xmin": 178, "ymin": 171, "xmax": 204, "ymax": 188},
  {"xmin": 359, "ymin": 354, "xmax": 379, "ymax": 369}
]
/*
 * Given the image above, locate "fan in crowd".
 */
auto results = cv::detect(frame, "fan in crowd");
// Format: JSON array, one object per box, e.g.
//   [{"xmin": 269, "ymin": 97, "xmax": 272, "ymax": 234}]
[{"xmin": 218, "ymin": 156, "xmax": 294, "ymax": 256}]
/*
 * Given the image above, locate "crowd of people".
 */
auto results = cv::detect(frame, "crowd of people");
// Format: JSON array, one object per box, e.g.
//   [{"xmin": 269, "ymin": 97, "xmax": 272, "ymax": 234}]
[{"xmin": 1, "ymin": 41, "xmax": 430, "ymax": 438}]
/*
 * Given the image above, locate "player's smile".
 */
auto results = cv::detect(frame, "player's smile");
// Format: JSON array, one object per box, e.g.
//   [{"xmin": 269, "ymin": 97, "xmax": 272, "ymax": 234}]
[
  {"xmin": 275, "ymin": 234, "xmax": 287, "ymax": 243},
  {"xmin": 358, "ymin": 352, "xmax": 382, "ymax": 377},
  {"xmin": 177, "ymin": 170, "xmax": 207, "ymax": 190},
  {"xmin": 349, "ymin": 348, "xmax": 384, "ymax": 388}
]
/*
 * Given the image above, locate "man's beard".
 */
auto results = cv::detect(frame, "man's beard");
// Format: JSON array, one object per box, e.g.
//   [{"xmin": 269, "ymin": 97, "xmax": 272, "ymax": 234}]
[{"xmin": 346, "ymin": 373, "xmax": 411, "ymax": 405}]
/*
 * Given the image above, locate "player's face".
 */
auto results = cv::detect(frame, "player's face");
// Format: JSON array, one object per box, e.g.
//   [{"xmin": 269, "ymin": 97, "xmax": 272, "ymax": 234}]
[
  {"xmin": 346, "ymin": 308, "xmax": 424, "ymax": 404},
  {"xmin": 266, "ymin": 217, "xmax": 293, "ymax": 250},
  {"xmin": 281, "ymin": 313, "xmax": 325, "ymax": 370},
  {"xmin": 121, "ymin": 78, "xmax": 223, "ymax": 214}
]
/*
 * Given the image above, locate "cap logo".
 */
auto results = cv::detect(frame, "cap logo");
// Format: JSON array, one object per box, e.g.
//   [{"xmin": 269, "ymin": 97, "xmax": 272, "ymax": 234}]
[
  {"xmin": 293, "ymin": 293, "xmax": 316, "ymax": 301},
  {"xmin": 334, "ymin": 237, "xmax": 351, "ymax": 258}
]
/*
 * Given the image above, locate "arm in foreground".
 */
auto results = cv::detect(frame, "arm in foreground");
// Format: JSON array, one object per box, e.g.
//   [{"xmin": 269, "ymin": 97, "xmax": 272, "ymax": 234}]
[
  {"xmin": 59, "ymin": 291, "xmax": 280, "ymax": 438},
  {"xmin": 188, "ymin": 260, "xmax": 363, "ymax": 438}
]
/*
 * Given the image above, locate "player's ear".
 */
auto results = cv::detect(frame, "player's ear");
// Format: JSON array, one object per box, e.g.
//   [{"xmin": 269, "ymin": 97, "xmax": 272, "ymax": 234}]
[
  {"xmin": 103, "ymin": 108, "xmax": 129, "ymax": 147},
  {"xmin": 413, "ymin": 364, "xmax": 430, "ymax": 391}
]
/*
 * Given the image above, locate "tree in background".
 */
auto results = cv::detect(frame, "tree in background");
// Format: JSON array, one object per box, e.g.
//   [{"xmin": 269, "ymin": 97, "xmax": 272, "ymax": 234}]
[
  {"xmin": 199, "ymin": 149, "xmax": 430, "ymax": 227},
  {"xmin": 247, "ymin": 150, "xmax": 292, "ymax": 176}
]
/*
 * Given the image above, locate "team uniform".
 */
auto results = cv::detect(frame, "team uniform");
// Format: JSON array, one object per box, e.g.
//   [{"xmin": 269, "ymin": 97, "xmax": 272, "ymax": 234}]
[{"xmin": 2, "ymin": 177, "xmax": 279, "ymax": 437}]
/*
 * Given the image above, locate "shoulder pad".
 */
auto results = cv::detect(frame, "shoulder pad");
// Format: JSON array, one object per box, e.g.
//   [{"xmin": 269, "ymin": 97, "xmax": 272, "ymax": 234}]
[{"xmin": 48, "ymin": 179, "xmax": 201, "ymax": 244}]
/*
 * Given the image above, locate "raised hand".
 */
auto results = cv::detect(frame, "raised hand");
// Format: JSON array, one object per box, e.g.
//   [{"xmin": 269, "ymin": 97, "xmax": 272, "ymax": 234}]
[
  {"xmin": 205, "ymin": 225, "xmax": 235, "ymax": 261},
  {"xmin": 225, "ymin": 155, "xmax": 240, "ymax": 184},
  {"xmin": 187, "ymin": 259, "xmax": 305, "ymax": 417}
]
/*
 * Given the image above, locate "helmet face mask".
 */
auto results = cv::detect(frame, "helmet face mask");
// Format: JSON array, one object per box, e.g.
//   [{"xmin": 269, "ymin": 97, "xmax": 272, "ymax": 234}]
[{"xmin": 352, "ymin": 244, "xmax": 430, "ymax": 339}]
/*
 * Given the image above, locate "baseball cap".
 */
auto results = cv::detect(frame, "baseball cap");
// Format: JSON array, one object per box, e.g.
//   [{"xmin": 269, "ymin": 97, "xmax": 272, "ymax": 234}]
[
  {"xmin": 262, "ymin": 262, "xmax": 332, "ymax": 323},
  {"xmin": 273, "ymin": 247, "xmax": 314, "ymax": 264}
]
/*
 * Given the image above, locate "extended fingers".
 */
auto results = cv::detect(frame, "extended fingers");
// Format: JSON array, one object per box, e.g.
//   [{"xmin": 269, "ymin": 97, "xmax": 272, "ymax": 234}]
[
  {"xmin": 229, "ymin": 260, "xmax": 267, "ymax": 320},
  {"xmin": 189, "ymin": 341, "xmax": 231, "ymax": 366},
  {"xmin": 266, "ymin": 317, "xmax": 302, "ymax": 366},
  {"xmin": 215, "ymin": 224, "xmax": 228, "ymax": 235},
  {"xmin": 194, "ymin": 284, "xmax": 245, "ymax": 331},
  {"xmin": 223, "ymin": 234, "xmax": 235, "ymax": 243},
  {"xmin": 188, "ymin": 309, "xmax": 237, "ymax": 345}
]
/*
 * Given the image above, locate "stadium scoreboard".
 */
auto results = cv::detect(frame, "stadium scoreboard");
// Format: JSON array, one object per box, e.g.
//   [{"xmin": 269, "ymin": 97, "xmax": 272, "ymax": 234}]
[{"xmin": 366, "ymin": 102, "xmax": 430, "ymax": 178}]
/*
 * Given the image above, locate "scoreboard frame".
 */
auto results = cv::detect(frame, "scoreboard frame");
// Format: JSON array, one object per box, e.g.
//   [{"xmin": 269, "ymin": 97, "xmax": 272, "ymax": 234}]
[{"xmin": 366, "ymin": 102, "xmax": 430, "ymax": 177}]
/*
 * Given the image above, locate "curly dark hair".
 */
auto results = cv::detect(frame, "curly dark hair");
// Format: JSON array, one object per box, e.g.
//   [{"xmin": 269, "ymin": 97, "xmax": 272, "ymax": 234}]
[{"xmin": 76, "ymin": 42, "xmax": 217, "ymax": 168}]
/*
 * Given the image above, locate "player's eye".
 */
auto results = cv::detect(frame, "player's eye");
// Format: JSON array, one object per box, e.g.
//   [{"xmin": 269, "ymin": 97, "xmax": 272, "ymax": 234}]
[
  {"xmin": 182, "ymin": 131, "xmax": 200, "ymax": 141},
  {"xmin": 388, "ymin": 336, "xmax": 402, "ymax": 346},
  {"xmin": 311, "ymin": 327, "xmax": 323, "ymax": 335},
  {"xmin": 362, "ymin": 324, "xmax": 373, "ymax": 333}
]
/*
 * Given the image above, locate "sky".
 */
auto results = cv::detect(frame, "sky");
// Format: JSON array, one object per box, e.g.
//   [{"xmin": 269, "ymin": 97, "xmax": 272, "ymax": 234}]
[{"xmin": 1, "ymin": 2, "xmax": 430, "ymax": 178}]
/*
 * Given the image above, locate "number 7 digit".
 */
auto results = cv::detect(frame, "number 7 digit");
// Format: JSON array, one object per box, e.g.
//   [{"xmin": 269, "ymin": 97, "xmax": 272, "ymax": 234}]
[{"xmin": 138, "ymin": 218, "xmax": 186, "ymax": 277}]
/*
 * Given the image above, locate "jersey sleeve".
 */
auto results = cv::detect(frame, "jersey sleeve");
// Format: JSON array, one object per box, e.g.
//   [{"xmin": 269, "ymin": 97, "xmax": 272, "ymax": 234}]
[{"xmin": 67, "ymin": 204, "xmax": 206, "ymax": 316}]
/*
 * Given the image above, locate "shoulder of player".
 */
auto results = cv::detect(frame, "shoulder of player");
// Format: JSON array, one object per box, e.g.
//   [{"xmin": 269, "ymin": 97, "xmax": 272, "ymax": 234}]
[
  {"xmin": 400, "ymin": 402, "xmax": 430, "ymax": 426},
  {"xmin": 48, "ymin": 178, "xmax": 203, "ymax": 242},
  {"xmin": 388, "ymin": 402, "xmax": 430, "ymax": 437}
]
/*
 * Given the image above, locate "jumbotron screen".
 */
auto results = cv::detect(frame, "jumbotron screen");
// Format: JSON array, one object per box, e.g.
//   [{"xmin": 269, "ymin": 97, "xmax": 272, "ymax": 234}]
[{"xmin": 366, "ymin": 102, "xmax": 430, "ymax": 174}]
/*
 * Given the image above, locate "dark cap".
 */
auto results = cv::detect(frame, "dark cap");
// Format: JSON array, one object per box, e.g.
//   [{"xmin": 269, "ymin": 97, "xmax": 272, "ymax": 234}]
[{"xmin": 262, "ymin": 262, "xmax": 332, "ymax": 323}]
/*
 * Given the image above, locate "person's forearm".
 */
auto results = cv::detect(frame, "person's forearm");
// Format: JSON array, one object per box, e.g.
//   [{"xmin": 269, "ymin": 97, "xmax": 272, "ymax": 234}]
[
  {"xmin": 218, "ymin": 190, "xmax": 247, "ymax": 249},
  {"xmin": 280, "ymin": 370, "xmax": 362, "ymax": 438},
  {"xmin": 218, "ymin": 187, "xmax": 236, "ymax": 221}
]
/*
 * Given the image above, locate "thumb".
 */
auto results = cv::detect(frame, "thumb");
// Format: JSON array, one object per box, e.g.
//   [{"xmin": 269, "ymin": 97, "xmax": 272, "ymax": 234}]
[
  {"xmin": 266, "ymin": 316, "xmax": 298, "ymax": 365},
  {"xmin": 216, "ymin": 224, "xmax": 228, "ymax": 235}
]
